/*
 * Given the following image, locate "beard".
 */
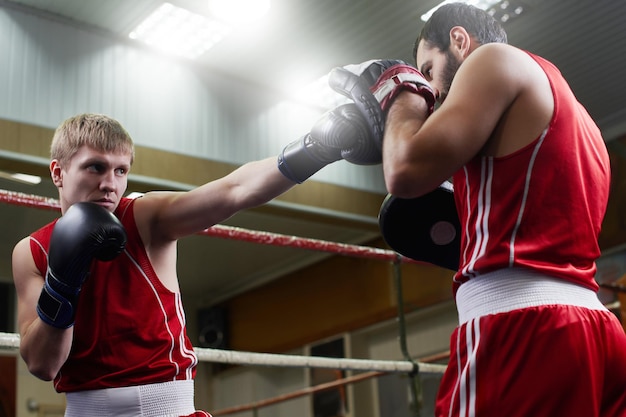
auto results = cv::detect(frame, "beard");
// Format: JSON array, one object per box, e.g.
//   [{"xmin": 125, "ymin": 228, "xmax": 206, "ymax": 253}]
[{"xmin": 440, "ymin": 49, "xmax": 462, "ymax": 102}]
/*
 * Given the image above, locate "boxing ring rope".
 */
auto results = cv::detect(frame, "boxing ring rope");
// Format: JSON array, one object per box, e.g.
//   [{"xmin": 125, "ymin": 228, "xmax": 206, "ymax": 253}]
[
  {"xmin": 600, "ymin": 282, "xmax": 626, "ymax": 293},
  {"xmin": 208, "ymin": 349, "xmax": 450, "ymax": 416},
  {"xmin": 0, "ymin": 331, "xmax": 446, "ymax": 374},
  {"xmin": 0, "ymin": 189, "xmax": 425, "ymax": 265},
  {"xmin": 0, "ymin": 188, "xmax": 447, "ymax": 415}
]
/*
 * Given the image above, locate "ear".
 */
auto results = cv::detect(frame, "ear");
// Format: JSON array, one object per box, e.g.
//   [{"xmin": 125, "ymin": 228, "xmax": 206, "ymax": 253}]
[
  {"xmin": 50, "ymin": 159, "xmax": 63, "ymax": 187},
  {"xmin": 449, "ymin": 26, "xmax": 472, "ymax": 58}
]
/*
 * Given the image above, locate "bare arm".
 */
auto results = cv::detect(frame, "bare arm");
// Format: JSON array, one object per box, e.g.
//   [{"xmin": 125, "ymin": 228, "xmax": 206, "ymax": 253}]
[
  {"xmin": 383, "ymin": 44, "xmax": 527, "ymax": 198},
  {"xmin": 135, "ymin": 157, "xmax": 296, "ymax": 244},
  {"xmin": 12, "ymin": 237, "xmax": 73, "ymax": 381}
]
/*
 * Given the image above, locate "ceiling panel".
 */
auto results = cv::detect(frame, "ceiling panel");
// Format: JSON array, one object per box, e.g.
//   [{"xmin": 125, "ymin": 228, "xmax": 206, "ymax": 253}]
[{"xmin": 3, "ymin": 0, "xmax": 625, "ymax": 135}]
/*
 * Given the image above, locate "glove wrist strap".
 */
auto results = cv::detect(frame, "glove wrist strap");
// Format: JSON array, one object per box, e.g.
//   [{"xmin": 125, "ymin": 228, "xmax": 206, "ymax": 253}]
[
  {"xmin": 37, "ymin": 281, "xmax": 77, "ymax": 329},
  {"xmin": 278, "ymin": 135, "xmax": 327, "ymax": 184}
]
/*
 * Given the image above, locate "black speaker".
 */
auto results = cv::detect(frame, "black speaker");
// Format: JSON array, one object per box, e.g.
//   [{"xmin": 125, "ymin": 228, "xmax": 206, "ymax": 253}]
[
  {"xmin": 197, "ymin": 306, "xmax": 228, "ymax": 349},
  {"xmin": 0, "ymin": 283, "xmax": 14, "ymax": 333}
]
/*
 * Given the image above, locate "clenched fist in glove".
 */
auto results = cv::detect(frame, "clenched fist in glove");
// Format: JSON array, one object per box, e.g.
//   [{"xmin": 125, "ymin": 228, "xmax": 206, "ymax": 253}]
[
  {"xmin": 37, "ymin": 202, "xmax": 127, "ymax": 328},
  {"xmin": 278, "ymin": 103, "xmax": 379, "ymax": 183},
  {"xmin": 328, "ymin": 59, "xmax": 436, "ymax": 150}
]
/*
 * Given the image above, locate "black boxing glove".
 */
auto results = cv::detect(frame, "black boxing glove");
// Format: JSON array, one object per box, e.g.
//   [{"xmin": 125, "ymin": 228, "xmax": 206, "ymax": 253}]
[
  {"xmin": 328, "ymin": 59, "xmax": 436, "ymax": 150},
  {"xmin": 328, "ymin": 60, "xmax": 405, "ymax": 148},
  {"xmin": 37, "ymin": 202, "xmax": 127, "ymax": 328},
  {"xmin": 278, "ymin": 103, "xmax": 379, "ymax": 183}
]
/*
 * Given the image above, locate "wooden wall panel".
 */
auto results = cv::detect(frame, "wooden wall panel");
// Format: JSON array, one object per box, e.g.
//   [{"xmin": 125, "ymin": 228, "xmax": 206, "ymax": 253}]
[
  {"xmin": 601, "ymin": 136, "xmax": 626, "ymax": 250},
  {"xmin": 225, "ymin": 239, "xmax": 455, "ymax": 354},
  {"xmin": 226, "ymin": 255, "xmax": 397, "ymax": 353},
  {"xmin": 0, "ymin": 356, "xmax": 16, "ymax": 417},
  {"xmin": 0, "ymin": 119, "xmax": 52, "ymax": 159}
]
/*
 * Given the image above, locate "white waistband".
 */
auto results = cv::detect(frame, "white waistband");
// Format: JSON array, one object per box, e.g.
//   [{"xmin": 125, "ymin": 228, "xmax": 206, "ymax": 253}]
[
  {"xmin": 455, "ymin": 268, "xmax": 607, "ymax": 324},
  {"xmin": 65, "ymin": 380, "xmax": 196, "ymax": 417}
]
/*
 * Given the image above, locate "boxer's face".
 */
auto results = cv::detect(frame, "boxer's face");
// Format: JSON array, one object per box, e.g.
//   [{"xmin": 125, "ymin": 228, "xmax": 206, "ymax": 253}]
[
  {"xmin": 51, "ymin": 144, "xmax": 131, "ymax": 214},
  {"xmin": 416, "ymin": 39, "xmax": 462, "ymax": 104}
]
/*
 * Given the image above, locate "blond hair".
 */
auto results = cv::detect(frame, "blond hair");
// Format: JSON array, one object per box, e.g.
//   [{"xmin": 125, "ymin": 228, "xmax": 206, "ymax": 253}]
[{"xmin": 50, "ymin": 114, "xmax": 135, "ymax": 165}]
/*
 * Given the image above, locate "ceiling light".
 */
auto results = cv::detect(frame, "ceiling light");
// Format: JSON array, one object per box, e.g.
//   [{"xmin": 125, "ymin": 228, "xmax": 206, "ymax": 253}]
[
  {"xmin": 129, "ymin": 2, "xmax": 232, "ymax": 59},
  {"xmin": 0, "ymin": 171, "xmax": 42, "ymax": 185},
  {"xmin": 486, "ymin": 0, "xmax": 525, "ymax": 23},
  {"xmin": 208, "ymin": 0, "xmax": 271, "ymax": 24},
  {"xmin": 421, "ymin": 0, "xmax": 502, "ymax": 22}
]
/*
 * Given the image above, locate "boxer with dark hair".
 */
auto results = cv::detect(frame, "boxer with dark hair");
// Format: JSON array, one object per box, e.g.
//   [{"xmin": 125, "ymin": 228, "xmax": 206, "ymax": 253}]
[
  {"xmin": 358, "ymin": 2, "xmax": 625, "ymax": 416},
  {"xmin": 12, "ymin": 108, "xmax": 378, "ymax": 416}
]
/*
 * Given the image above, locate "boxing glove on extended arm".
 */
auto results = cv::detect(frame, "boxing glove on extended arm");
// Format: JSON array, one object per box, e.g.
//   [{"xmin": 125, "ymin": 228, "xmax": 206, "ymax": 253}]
[
  {"xmin": 278, "ymin": 103, "xmax": 379, "ymax": 184},
  {"xmin": 328, "ymin": 59, "xmax": 436, "ymax": 149},
  {"xmin": 37, "ymin": 202, "xmax": 127, "ymax": 328}
]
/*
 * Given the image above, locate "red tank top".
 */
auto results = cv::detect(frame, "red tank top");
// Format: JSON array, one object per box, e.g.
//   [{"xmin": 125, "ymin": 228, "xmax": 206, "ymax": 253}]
[
  {"xmin": 452, "ymin": 51, "xmax": 610, "ymax": 293},
  {"xmin": 30, "ymin": 197, "xmax": 198, "ymax": 392}
]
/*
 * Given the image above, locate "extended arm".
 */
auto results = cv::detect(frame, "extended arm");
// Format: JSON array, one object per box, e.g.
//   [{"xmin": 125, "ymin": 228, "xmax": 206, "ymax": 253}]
[
  {"xmin": 139, "ymin": 103, "xmax": 379, "ymax": 243},
  {"xmin": 136, "ymin": 156, "xmax": 296, "ymax": 243}
]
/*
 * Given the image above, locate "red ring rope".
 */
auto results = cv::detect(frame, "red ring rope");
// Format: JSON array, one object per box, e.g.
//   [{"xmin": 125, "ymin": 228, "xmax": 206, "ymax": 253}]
[{"xmin": 0, "ymin": 189, "xmax": 425, "ymax": 264}]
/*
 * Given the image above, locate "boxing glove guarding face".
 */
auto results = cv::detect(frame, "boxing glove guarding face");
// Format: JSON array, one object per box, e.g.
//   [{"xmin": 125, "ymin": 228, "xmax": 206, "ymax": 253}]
[
  {"xmin": 328, "ymin": 59, "xmax": 407, "ymax": 150},
  {"xmin": 49, "ymin": 202, "xmax": 127, "ymax": 270},
  {"xmin": 37, "ymin": 202, "xmax": 127, "ymax": 328},
  {"xmin": 328, "ymin": 59, "xmax": 436, "ymax": 149}
]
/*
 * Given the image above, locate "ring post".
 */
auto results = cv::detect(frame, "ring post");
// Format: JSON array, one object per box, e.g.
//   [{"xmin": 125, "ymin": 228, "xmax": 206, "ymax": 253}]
[{"xmin": 393, "ymin": 258, "xmax": 422, "ymax": 417}]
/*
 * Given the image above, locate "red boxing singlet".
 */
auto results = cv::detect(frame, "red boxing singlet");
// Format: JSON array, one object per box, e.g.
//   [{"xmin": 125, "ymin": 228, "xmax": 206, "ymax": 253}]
[
  {"xmin": 437, "ymin": 51, "xmax": 626, "ymax": 417},
  {"xmin": 452, "ymin": 51, "xmax": 610, "ymax": 292},
  {"xmin": 30, "ymin": 197, "xmax": 198, "ymax": 392}
]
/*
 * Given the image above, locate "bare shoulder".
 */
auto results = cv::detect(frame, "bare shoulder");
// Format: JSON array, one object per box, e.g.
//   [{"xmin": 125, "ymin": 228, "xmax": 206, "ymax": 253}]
[
  {"xmin": 12, "ymin": 236, "xmax": 42, "ymax": 290},
  {"xmin": 467, "ymin": 43, "xmax": 529, "ymax": 62},
  {"xmin": 460, "ymin": 44, "xmax": 553, "ymax": 156},
  {"xmin": 129, "ymin": 190, "xmax": 185, "ymax": 244},
  {"xmin": 131, "ymin": 191, "xmax": 173, "ymax": 219},
  {"xmin": 447, "ymin": 43, "xmax": 550, "ymax": 119},
  {"xmin": 464, "ymin": 44, "xmax": 547, "ymax": 85},
  {"xmin": 12, "ymin": 236, "xmax": 33, "ymax": 269}
]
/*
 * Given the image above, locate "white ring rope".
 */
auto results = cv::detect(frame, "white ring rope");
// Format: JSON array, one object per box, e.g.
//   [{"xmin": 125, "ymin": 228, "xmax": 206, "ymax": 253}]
[
  {"xmin": 0, "ymin": 332, "xmax": 446, "ymax": 374},
  {"xmin": 0, "ymin": 332, "xmax": 20, "ymax": 349},
  {"xmin": 195, "ymin": 346, "xmax": 447, "ymax": 374}
]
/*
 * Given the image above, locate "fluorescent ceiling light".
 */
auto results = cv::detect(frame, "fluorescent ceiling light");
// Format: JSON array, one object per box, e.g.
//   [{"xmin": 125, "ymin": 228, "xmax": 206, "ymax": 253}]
[
  {"xmin": 421, "ymin": 0, "xmax": 501, "ymax": 21},
  {"xmin": 129, "ymin": 2, "xmax": 232, "ymax": 59},
  {"xmin": 0, "ymin": 171, "xmax": 42, "ymax": 185},
  {"xmin": 208, "ymin": 0, "xmax": 271, "ymax": 24}
]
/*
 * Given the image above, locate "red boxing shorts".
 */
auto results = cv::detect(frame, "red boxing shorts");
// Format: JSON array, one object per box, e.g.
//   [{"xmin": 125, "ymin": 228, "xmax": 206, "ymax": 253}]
[{"xmin": 436, "ymin": 269, "xmax": 626, "ymax": 417}]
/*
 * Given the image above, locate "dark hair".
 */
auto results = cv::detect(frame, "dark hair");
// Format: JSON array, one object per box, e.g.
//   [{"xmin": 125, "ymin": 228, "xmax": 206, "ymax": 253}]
[{"xmin": 414, "ymin": 2, "xmax": 507, "ymax": 57}]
